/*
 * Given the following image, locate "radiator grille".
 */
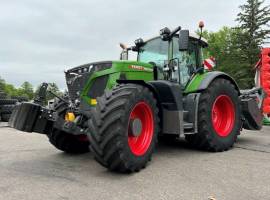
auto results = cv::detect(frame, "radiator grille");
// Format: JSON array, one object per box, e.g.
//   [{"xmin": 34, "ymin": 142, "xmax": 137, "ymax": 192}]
[
  {"xmin": 88, "ymin": 76, "xmax": 109, "ymax": 98},
  {"xmin": 65, "ymin": 61, "xmax": 111, "ymax": 100}
]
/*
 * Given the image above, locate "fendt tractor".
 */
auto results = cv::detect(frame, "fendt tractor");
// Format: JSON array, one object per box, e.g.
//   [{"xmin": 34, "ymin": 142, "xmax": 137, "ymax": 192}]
[{"xmin": 9, "ymin": 23, "xmax": 264, "ymax": 173}]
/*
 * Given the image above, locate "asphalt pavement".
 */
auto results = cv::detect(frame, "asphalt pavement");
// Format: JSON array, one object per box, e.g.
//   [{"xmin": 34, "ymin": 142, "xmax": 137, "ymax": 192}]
[{"xmin": 0, "ymin": 122, "xmax": 270, "ymax": 200}]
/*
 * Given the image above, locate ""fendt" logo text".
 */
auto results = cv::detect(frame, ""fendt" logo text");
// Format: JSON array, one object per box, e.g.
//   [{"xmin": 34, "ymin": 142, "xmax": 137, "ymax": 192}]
[{"xmin": 128, "ymin": 65, "xmax": 153, "ymax": 72}]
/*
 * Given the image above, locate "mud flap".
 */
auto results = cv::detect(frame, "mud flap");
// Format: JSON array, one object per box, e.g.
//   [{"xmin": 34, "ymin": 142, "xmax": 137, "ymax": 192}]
[{"xmin": 8, "ymin": 102, "xmax": 53, "ymax": 134}]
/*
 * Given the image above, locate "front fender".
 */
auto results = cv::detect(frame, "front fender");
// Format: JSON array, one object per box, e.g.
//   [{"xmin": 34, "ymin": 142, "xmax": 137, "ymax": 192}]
[{"xmin": 117, "ymin": 79, "xmax": 184, "ymax": 135}]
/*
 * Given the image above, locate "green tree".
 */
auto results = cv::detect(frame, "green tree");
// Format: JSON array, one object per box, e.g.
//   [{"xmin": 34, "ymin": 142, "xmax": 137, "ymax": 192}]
[
  {"xmin": 5, "ymin": 84, "xmax": 18, "ymax": 97},
  {"xmin": 35, "ymin": 82, "xmax": 63, "ymax": 103},
  {"xmin": 201, "ymin": 0, "xmax": 270, "ymax": 88},
  {"xmin": 0, "ymin": 77, "xmax": 36, "ymax": 99},
  {"xmin": 19, "ymin": 81, "xmax": 34, "ymax": 99},
  {"xmin": 236, "ymin": 0, "xmax": 270, "ymax": 86},
  {"xmin": 202, "ymin": 27, "xmax": 252, "ymax": 88},
  {"xmin": 47, "ymin": 83, "xmax": 62, "ymax": 100}
]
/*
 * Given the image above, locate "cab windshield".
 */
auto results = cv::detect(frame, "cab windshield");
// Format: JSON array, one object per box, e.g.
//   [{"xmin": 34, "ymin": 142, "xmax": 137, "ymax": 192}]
[{"xmin": 137, "ymin": 37, "xmax": 168, "ymax": 68}]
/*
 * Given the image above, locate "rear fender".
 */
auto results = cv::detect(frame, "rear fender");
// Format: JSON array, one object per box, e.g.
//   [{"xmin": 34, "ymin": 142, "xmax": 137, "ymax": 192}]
[{"xmin": 186, "ymin": 71, "xmax": 241, "ymax": 94}]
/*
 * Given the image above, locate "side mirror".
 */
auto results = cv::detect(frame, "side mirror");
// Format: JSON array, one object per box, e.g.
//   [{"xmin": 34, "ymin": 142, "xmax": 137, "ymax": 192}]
[
  {"xmin": 134, "ymin": 38, "xmax": 144, "ymax": 47},
  {"xmin": 119, "ymin": 43, "xmax": 129, "ymax": 60},
  {"xmin": 179, "ymin": 30, "xmax": 189, "ymax": 51}
]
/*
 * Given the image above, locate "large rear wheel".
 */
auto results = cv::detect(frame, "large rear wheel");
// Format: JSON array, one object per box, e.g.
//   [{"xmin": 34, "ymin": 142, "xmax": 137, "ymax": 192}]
[
  {"xmin": 185, "ymin": 78, "xmax": 241, "ymax": 151},
  {"xmin": 87, "ymin": 84, "xmax": 159, "ymax": 172}
]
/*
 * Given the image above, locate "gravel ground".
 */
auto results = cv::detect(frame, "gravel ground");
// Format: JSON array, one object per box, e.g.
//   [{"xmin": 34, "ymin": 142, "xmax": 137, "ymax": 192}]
[{"xmin": 0, "ymin": 122, "xmax": 270, "ymax": 200}]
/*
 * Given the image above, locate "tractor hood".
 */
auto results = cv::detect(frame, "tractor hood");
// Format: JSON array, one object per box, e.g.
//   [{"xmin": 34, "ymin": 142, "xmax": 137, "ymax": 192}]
[
  {"xmin": 112, "ymin": 60, "xmax": 153, "ymax": 73},
  {"xmin": 65, "ymin": 60, "xmax": 153, "ymax": 101}
]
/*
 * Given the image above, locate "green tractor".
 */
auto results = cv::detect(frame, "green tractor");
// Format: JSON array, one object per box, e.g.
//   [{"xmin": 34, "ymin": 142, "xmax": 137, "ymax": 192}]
[{"xmin": 9, "ymin": 24, "xmax": 264, "ymax": 173}]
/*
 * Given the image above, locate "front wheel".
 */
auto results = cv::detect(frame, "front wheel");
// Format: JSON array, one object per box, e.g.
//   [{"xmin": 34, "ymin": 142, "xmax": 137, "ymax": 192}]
[
  {"xmin": 48, "ymin": 129, "xmax": 89, "ymax": 154},
  {"xmin": 185, "ymin": 78, "xmax": 241, "ymax": 152},
  {"xmin": 47, "ymin": 98, "xmax": 89, "ymax": 154},
  {"xmin": 87, "ymin": 84, "xmax": 159, "ymax": 173}
]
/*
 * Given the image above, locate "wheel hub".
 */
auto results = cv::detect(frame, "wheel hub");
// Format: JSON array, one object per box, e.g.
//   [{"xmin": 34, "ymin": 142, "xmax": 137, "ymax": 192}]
[{"xmin": 129, "ymin": 118, "xmax": 142, "ymax": 137}]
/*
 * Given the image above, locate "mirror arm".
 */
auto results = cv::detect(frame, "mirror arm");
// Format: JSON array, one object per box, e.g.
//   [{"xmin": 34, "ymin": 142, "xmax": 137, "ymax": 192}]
[{"xmin": 169, "ymin": 26, "xmax": 181, "ymax": 38}]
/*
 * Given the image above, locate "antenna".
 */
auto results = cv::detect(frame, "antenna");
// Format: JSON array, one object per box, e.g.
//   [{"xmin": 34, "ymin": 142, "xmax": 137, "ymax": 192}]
[{"xmin": 199, "ymin": 21, "xmax": 205, "ymax": 40}]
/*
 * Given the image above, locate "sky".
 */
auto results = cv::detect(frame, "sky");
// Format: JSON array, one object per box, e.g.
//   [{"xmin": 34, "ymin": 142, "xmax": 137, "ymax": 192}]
[{"xmin": 0, "ymin": 0, "xmax": 269, "ymax": 90}]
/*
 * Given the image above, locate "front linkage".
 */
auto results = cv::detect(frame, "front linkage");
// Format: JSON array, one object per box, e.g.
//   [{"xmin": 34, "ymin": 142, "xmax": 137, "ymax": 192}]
[{"xmin": 9, "ymin": 83, "xmax": 90, "ymax": 150}]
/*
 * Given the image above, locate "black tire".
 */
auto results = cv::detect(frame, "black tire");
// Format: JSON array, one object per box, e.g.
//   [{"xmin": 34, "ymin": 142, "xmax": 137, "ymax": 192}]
[
  {"xmin": 185, "ymin": 78, "xmax": 241, "ymax": 152},
  {"xmin": 48, "ymin": 129, "xmax": 90, "ymax": 154},
  {"xmin": 0, "ymin": 99, "xmax": 18, "ymax": 105},
  {"xmin": 0, "ymin": 92, "xmax": 7, "ymax": 99},
  {"xmin": 11, "ymin": 96, "xmax": 29, "ymax": 102},
  {"xmin": 1, "ymin": 113, "xmax": 11, "ymax": 122},
  {"xmin": 0, "ymin": 104, "xmax": 15, "ymax": 114},
  {"xmin": 87, "ymin": 84, "xmax": 159, "ymax": 173},
  {"xmin": 47, "ymin": 99, "xmax": 90, "ymax": 154}
]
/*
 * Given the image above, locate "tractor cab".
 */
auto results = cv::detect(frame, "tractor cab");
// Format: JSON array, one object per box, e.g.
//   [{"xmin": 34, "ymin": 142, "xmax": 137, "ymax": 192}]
[
  {"xmin": 121, "ymin": 25, "xmax": 208, "ymax": 88},
  {"xmin": 137, "ymin": 33, "xmax": 208, "ymax": 86}
]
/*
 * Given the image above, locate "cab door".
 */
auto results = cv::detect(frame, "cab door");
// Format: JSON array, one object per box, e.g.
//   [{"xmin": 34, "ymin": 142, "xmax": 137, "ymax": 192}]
[{"xmin": 172, "ymin": 37, "xmax": 202, "ymax": 87}]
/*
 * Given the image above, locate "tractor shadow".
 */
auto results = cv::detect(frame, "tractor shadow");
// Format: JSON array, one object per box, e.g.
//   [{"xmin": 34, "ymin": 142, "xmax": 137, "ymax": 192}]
[{"xmin": 157, "ymin": 137, "xmax": 200, "ymax": 154}]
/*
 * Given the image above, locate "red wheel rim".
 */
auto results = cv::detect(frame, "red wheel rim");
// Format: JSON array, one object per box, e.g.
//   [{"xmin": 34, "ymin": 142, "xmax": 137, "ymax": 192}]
[
  {"xmin": 128, "ymin": 102, "xmax": 154, "ymax": 156},
  {"xmin": 211, "ymin": 95, "xmax": 235, "ymax": 137},
  {"xmin": 78, "ymin": 135, "xmax": 89, "ymax": 142}
]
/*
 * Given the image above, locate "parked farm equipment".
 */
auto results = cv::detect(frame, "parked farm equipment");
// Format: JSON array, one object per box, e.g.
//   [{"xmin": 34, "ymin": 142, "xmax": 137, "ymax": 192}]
[
  {"xmin": 0, "ymin": 91, "xmax": 23, "ymax": 122},
  {"xmin": 255, "ymin": 48, "xmax": 270, "ymax": 125}
]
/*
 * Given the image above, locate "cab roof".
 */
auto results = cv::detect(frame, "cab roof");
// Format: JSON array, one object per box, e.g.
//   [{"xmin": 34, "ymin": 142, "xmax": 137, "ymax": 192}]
[{"xmin": 144, "ymin": 33, "xmax": 208, "ymax": 48}]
